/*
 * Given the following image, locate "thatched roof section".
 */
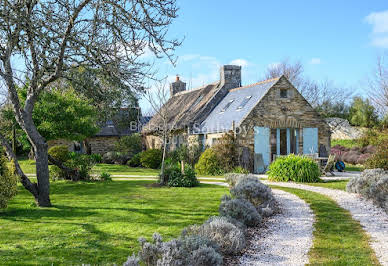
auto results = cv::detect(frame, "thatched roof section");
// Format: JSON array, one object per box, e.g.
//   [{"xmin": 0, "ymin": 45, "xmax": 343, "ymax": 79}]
[{"xmin": 142, "ymin": 81, "xmax": 225, "ymax": 133}]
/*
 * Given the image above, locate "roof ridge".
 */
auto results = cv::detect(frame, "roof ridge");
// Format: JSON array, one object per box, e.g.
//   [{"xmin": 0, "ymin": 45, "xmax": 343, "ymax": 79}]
[
  {"xmin": 173, "ymin": 81, "xmax": 219, "ymax": 96},
  {"xmin": 229, "ymin": 77, "xmax": 280, "ymax": 92}
]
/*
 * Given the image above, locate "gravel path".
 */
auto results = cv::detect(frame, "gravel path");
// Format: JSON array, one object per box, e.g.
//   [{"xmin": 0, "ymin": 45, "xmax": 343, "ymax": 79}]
[
  {"xmin": 239, "ymin": 189, "xmax": 315, "ymax": 266},
  {"xmin": 262, "ymin": 181, "xmax": 388, "ymax": 266}
]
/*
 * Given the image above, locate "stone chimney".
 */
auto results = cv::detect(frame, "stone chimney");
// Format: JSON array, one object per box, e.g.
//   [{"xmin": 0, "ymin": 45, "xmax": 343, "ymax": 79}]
[
  {"xmin": 170, "ymin": 75, "xmax": 186, "ymax": 97},
  {"xmin": 220, "ymin": 65, "xmax": 242, "ymax": 90}
]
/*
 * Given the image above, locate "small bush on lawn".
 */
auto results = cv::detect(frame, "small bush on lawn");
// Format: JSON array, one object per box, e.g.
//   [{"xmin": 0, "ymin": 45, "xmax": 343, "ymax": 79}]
[
  {"xmin": 182, "ymin": 216, "xmax": 245, "ymax": 255},
  {"xmin": 231, "ymin": 176, "xmax": 276, "ymax": 217},
  {"xmin": 50, "ymin": 153, "xmax": 97, "ymax": 181},
  {"xmin": 0, "ymin": 154, "xmax": 17, "ymax": 209},
  {"xmin": 219, "ymin": 197, "xmax": 261, "ymax": 227},
  {"xmin": 195, "ymin": 148, "xmax": 223, "ymax": 175},
  {"xmin": 140, "ymin": 149, "xmax": 162, "ymax": 169},
  {"xmin": 48, "ymin": 145, "xmax": 70, "ymax": 162},
  {"xmin": 99, "ymin": 172, "xmax": 111, "ymax": 181},
  {"xmin": 127, "ymin": 152, "xmax": 142, "ymax": 167},
  {"xmin": 268, "ymin": 154, "xmax": 321, "ymax": 183},
  {"xmin": 135, "ymin": 233, "xmax": 222, "ymax": 266},
  {"xmin": 164, "ymin": 163, "xmax": 199, "ymax": 187},
  {"xmin": 347, "ymin": 169, "xmax": 388, "ymax": 212},
  {"xmin": 114, "ymin": 134, "xmax": 142, "ymax": 158}
]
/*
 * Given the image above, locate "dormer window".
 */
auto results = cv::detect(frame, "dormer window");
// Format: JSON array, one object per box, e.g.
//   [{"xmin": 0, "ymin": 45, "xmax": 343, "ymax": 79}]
[{"xmin": 280, "ymin": 89, "xmax": 288, "ymax": 98}]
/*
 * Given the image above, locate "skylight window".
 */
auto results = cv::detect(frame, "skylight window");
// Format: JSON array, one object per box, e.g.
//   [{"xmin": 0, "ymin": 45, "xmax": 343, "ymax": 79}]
[
  {"xmin": 237, "ymin": 96, "xmax": 252, "ymax": 110},
  {"xmin": 191, "ymin": 95, "xmax": 203, "ymax": 108},
  {"xmin": 220, "ymin": 100, "xmax": 234, "ymax": 113}
]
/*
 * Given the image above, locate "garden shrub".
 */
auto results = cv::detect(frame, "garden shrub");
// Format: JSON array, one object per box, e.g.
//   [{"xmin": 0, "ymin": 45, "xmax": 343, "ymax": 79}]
[
  {"xmin": 90, "ymin": 153, "xmax": 102, "ymax": 163},
  {"xmin": 347, "ymin": 169, "xmax": 388, "ymax": 212},
  {"xmin": 66, "ymin": 153, "xmax": 96, "ymax": 180},
  {"xmin": 268, "ymin": 154, "xmax": 321, "ymax": 182},
  {"xmin": 140, "ymin": 149, "xmax": 162, "ymax": 169},
  {"xmin": 182, "ymin": 216, "xmax": 245, "ymax": 255},
  {"xmin": 50, "ymin": 153, "xmax": 97, "ymax": 181},
  {"xmin": 102, "ymin": 151, "xmax": 130, "ymax": 165},
  {"xmin": 231, "ymin": 166, "xmax": 249, "ymax": 174},
  {"xmin": 0, "ymin": 155, "xmax": 17, "ymax": 209},
  {"xmin": 48, "ymin": 145, "xmax": 70, "ymax": 162},
  {"xmin": 136, "ymin": 232, "xmax": 222, "ymax": 266},
  {"xmin": 114, "ymin": 134, "xmax": 142, "ymax": 158},
  {"xmin": 99, "ymin": 172, "xmax": 112, "ymax": 181},
  {"xmin": 195, "ymin": 148, "xmax": 223, "ymax": 175},
  {"xmin": 123, "ymin": 254, "xmax": 140, "ymax": 266},
  {"xmin": 364, "ymin": 139, "xmax": 388, "ymax": 170},
  {"xmin": 212, "ymin": 132, "xmax": 239, "ymax": 170},
  {"xmin": 164, "ymin": 163, "xmax": 199, "ymax": 187},
  {"xmin": 231, "ymin": 176, "xmax": 276, "ymax": 216},
  {"xmin": 219, "ymin": 197, "xmax": 261, "ymax": 227},
  {"xmin": 224, "ymin": 173, "xmax": 243, "ymax": 187},
  {"xmin": 127, "ymin": 152, "xmax": 142, "ymax": 167}
]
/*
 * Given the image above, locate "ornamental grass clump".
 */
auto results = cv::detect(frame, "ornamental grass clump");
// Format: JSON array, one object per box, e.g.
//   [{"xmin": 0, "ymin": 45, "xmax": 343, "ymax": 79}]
[
  {"xmin": 268, "ymin": 154, "xmax": 321, "ymax": 182},
  {"xmin": 347, "ymin": 169, "xmax": 388, "ymax": 212}
]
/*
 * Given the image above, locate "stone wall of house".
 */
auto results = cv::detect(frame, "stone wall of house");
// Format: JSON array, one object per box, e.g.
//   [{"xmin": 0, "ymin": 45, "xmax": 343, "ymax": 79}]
[
  {"xmin": 238, "ymin": 76, "xmax": 331, "ymax": 160},
  {"xmin": 87, "ymin": 136, "xmax": 119, "ymax": 154},
  {"xmin": 47, "ymin": 139, "xmax": 74, "ymax": 151}
]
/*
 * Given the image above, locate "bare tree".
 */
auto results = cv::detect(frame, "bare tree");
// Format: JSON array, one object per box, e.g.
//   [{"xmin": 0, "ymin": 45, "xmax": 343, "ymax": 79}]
[
  {"xmin": 263, "ymin": 58, "xmax": 352, "ymax": 111},
  {"xmin": 264, "ymin": 58, "xmax": 304, "ymax": 86},
  {"xmin": 368, "ymin": 54, "xmax": 388, "ymax": 115},
  {"xmin": 142, "ymin": 79, "xmax": 178, "ymax": 185},
  {"xmin": 0, "ymin": 0, "xmax": 181, "ymax": 206}
]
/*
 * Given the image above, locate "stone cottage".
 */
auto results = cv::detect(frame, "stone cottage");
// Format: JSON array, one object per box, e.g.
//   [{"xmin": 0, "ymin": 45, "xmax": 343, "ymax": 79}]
[
  {"xmin": 48, "ymin": 110, "xmax": 152, "ymax": 154},
  {"xmin": 142, "ymin": 65, "xmax": 331, "ymax": 173}
]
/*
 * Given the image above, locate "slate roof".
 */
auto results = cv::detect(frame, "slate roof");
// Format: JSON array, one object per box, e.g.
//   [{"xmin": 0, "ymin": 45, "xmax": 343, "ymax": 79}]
[
  {"xmin": 197, "ymin": 77, "xmax": 280, "ymax": 134},
  {"xmin": 142, "ymin": 82, "xmax": 222, "ymax": 133}
]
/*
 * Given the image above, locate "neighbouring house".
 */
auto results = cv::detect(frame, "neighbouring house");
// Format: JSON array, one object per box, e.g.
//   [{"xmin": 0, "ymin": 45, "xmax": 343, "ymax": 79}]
[
  {"xmin": 142, "ymin": 65, "xmax": 331, "ymax": 173},
  {"xmin": 48, "ymin": 109, "xmax": 152, "ymax": 154}
]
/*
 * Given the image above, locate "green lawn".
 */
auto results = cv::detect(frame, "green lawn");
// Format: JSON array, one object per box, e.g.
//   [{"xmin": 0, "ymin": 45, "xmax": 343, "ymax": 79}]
[
  {"xmin": 0, "ymin": 181, "xmax": 228, "ymax": 265},
  {"xmin": 303, "ymin": 180, "xmax": 349, "ymax": 191},
  {"xmin": 272, "ymin": 186, "xmax": 379, "ymax": 265},
  {"xmin": 345, "ymin": 164, "xmax": 363, "ymax": 172},
  {"xmin": 331, "ymin": 139, "xmax": 360, "ymax": 148},
  {"xmin": 15, "ymin": 159, "xmax": 159, "ymax": 176}
]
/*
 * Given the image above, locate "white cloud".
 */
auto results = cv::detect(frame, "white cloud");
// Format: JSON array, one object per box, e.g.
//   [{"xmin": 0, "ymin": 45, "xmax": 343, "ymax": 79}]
[
  {"xmin": 371, "ymin": 36, "xmax": 388, "ymax": 48},
  {"xmin": 365, "ymin": 10, "xmax": 388, "ymax": 48},
  {"xmin": 229, "ymin": 58, "xmax": 249, "ymax": 67},
  {"xmin": 310, "ymin": 58, "xmax": 321, "ymax": 65},
  {"xmin": 365, "ymin": 10, "xmax": 388, "ymax": 33}
]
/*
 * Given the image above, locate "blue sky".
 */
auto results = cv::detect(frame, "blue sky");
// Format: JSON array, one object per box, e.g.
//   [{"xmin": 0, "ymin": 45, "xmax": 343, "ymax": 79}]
[{"xmin": 140, "ymin": 0, "xmax": 388, "ymax": 110}]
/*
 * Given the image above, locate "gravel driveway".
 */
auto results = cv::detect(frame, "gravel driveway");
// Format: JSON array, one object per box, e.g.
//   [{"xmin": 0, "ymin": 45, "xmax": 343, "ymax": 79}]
[
  {"xmin": 262, "ymin": 181, "xmax": 388, "ymax": 266},
  {"xmin": 238, "ymin": 189, "xmax": 314, "ymax": 266}
]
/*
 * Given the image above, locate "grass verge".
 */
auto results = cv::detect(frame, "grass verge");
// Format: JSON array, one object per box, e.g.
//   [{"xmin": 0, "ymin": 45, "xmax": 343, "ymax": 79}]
[
  {"xmin": 271, "ymin": 186, "xmax": 379, "ymax": 265},
  {"xmin": 0, "ymin": 181, "xmax": 228, "ymax": 265},
  {"xmin": 303, "ymin": 180, "xmax": 349, "ymax": 191}
]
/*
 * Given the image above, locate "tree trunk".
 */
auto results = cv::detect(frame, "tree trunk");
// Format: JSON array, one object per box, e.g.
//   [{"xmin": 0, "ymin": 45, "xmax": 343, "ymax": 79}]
[
  {"xmin": 34, "ymin": 142, "xmax": 52, "ymax": 207},
  {"xmin": 160, "ymin": 134, "xmax": 167, "ymax": 185}
]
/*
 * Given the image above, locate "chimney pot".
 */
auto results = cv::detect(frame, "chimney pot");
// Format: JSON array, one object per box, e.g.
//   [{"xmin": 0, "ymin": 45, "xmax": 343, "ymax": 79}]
[{"xmin": 176, "ymin": 75, "xmax": 180, "ymax": 81}]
